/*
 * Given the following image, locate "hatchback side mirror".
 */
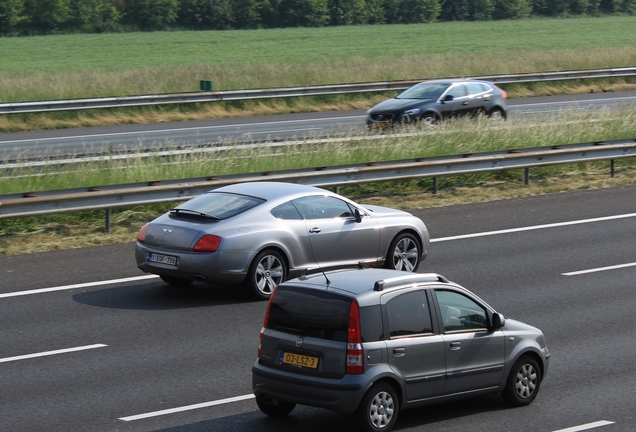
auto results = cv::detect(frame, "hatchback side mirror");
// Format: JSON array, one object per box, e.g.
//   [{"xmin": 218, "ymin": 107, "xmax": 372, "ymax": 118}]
[
  {"xmin": 491, "ymin": 312, "xmax": 505, "ymax": 329},
  {"xmin": 443, "ymin": 95, "xmax": 454, "ymax": 102}
]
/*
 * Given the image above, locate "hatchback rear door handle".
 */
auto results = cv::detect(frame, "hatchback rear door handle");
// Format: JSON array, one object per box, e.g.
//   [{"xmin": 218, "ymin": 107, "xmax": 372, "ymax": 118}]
[
  {"xmin": 450, "ymin": 342, "xmax": 461, "ymax": 351},
  {"xmin": 308, "ymin": 227, "xmax": 321, "ymax": 233},
  {"xmin": 393, "ymin": 347, "xmax": 406, "ymax": 356}
]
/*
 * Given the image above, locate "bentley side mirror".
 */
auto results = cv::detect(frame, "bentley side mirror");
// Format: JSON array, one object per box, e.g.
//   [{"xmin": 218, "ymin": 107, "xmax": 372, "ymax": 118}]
[{"xmin": 354, "ymin": 208, "xmax": 363, "ymax": 223}]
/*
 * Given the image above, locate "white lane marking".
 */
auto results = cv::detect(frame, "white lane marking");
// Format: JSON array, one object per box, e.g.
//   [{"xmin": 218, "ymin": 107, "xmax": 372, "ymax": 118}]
[
  {"xmin": 563, "ymin": 262, "xmax": 636, "ymax": 276},
  {"xmin": 0, "ymin": 344, "xmax": 107, "ymax": 363},
  {"xmin": 0, "ymin": 116, "xmax": 364, "ymax": 144},
  {"xmin": 242, "ymin": 127, "xmax": 323, "ymax": 136},
  {"xmin": 552, "ymin": 420, "xmax": 615, "ymax": 432},
  {"xmin": 119, "ymin": 394, "xmax": 255, "ymax": 421},
  {"xmin": 0, "ymin": 275, "xmax": 158, "ymax": 299},
  {"xmin": 431, "ymin": 212, "xmax": 636, "ymax": 243}
]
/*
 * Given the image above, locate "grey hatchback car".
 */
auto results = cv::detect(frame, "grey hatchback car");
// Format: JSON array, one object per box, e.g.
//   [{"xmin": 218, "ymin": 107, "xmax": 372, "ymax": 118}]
[{"xmin": 252, "ymin": 268, "xmax": 550, "ymax": 432}]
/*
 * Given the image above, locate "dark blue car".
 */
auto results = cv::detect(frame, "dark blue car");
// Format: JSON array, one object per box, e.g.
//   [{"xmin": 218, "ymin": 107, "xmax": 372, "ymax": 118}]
[{"xmin": 367, "ymin": 79, "xmax": 508, "ymax": 128}]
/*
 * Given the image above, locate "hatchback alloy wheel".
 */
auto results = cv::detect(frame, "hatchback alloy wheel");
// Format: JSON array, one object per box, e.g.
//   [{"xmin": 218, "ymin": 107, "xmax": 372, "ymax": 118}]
[{"xmin": 356, "ymin": 383, "xmax": 399, "ymax": 432}]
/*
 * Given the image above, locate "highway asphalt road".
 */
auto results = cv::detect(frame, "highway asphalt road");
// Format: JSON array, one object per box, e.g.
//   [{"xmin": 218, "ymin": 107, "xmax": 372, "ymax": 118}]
[
  {"xmin": 2, "ymin": 90, "xmax": 636, "ymax": 160},
  {"xmin": 1, "ymin": 184, "xmax": 635, "ymax": 432}
]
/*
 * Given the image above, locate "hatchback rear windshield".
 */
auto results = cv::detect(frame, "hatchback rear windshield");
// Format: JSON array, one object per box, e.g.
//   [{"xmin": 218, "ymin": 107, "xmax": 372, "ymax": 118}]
[
  {"xmin": 171, "ymin": 192, "xmax": 265, "ymax": 220},
  {"xmin": 269, "ymin": 287, "xmax": 351, "ymax": 342}
]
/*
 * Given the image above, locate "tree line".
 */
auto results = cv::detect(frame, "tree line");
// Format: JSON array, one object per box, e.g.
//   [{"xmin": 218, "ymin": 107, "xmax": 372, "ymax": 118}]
[{"xmin": 1, "ymin": 0, "xmax": 635, "ymax": 36}]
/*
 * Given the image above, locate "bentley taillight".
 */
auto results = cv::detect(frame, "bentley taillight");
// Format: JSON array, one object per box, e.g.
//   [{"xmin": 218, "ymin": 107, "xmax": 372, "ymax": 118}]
[
  {"xmin": 193, "ymin": 234, "xmax": 221, "ymax": 252},
  {"xmin": 137, "ymin": 224, "xmax": 148, "ymax": 243}
]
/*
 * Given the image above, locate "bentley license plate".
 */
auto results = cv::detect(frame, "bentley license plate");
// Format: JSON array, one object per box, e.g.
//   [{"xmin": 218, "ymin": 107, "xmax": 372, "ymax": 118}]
[{"xmin": 148, "ymin": 252, "xmax": 177, "ymax": 266}]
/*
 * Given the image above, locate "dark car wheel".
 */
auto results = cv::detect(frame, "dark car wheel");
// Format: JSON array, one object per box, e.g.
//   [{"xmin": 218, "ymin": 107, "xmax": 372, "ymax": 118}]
[
  {"xmin": 255, "ymin": 393, "xmax": 296, "ymax": 417},
  {"xmin": 159, "ymin": 275, "xmax": 193, "ymax": 286},
  {"xmin": 385, "ymin": 233, "xmax": 421, "ymax": 272},
  {"xmin": 245, "ymin": 250, "xmax": 287, "ymax": 300},
  {"xmin": 502, "ymin": 355, "xmax": 542, "ymax": 407},
  {"xmin": 355, "ymin": 382, "xmax": 399, "ymax": 432},
  {"xmin": 488, "ymin": 107, "xmax": 506, "ymax": 120},
  {"xmin": 421, "ymin": 112, "xmax": 437, "ymax": 125}
]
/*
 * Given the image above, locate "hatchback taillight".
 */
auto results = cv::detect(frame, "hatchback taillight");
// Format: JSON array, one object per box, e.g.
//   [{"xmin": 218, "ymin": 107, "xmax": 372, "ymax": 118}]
[
  {"xmin": 137, "ymin": 224, "xmax": 148, "ymax": 243},
  {"xmin": 346, "ymin": 300, "xmax": 364, "ymax": 374},
  {"xmin": 193, "ymin": 234, "xmax": 221, "ymax": 252},
  {"xmin": 258, "ymin": 289, "xmax": 278, "ymax": 358},
  {"xmin": 495, "ymin": 85, "xmax": 508, "ymax": 99}
]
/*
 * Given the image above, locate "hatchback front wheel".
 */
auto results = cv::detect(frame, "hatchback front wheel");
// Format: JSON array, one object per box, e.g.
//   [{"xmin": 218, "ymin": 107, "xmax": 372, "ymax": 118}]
[{"xmin": 502, "ymin": 355, "xmax": 542, "ymax": 406}]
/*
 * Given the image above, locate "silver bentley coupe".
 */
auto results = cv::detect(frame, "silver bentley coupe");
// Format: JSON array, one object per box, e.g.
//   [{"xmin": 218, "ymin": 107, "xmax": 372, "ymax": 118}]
[{"xmin": 135, "ymin": 182, "xmax": 430, "ymax": 299}]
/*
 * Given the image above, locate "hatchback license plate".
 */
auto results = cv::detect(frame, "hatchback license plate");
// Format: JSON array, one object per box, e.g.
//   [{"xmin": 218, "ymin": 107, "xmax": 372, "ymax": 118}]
[
  {"xmin": 280, "ymin": 352, "xmax": 319, "ymax": 369},
  {"xmin": 148, "ymin": 252, "xmax": 177, "ymax": 266}
]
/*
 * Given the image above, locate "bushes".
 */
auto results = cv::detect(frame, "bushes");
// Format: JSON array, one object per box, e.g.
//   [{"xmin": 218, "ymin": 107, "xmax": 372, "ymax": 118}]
[{"xmin": 1, "ymin": 0, "xmax": 635, "ymax": 35}]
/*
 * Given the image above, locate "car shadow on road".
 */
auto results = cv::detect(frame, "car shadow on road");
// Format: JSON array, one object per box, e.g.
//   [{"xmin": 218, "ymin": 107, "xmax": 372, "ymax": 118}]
[
  {"xmin": 72, "ymin": 279, "xmax": 262, "ymax": 310},
  {"xmin": 150, "ymin": 395, "xmax": 508, "ymax": 432}
]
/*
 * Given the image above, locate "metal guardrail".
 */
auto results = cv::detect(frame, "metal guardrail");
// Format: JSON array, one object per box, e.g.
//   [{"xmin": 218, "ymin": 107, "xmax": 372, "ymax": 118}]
[
  {"xmin": 1, "ymin": 67, "xmax": 635, "ymax": 115},
  {"xmin": 1, "ymin": 138, "xmax": 635, "ymax": 221}
]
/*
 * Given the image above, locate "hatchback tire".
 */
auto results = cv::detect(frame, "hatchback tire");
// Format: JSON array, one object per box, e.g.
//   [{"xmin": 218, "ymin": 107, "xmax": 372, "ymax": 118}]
[
  {"xmin": 385, "ymin": 233, "xmax": 420, "ymax": 272},
  {"xmin": 502, "ymin": 355, "xmax": 542, "ymax": 407},
  {"xmin": 245, "ymin": 250, "xmax": 287, "ymax": 300},
  {"xmin": 255, "ymin": 393, "xmax": 296, "ymax": 417},
  {"xmin": 356, "ymin": 382, "xmax": 399, "ymax": 432}
]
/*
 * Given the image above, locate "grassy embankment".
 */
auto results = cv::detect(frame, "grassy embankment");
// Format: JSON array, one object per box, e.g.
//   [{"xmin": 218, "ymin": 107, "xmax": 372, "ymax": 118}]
[{"xmin": 1, "ymin": 16, "xmax": 636, "ymax": 255}]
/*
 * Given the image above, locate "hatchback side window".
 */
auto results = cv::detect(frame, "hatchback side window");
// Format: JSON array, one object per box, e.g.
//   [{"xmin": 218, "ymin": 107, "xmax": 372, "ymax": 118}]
[
  {"xmin": 386, "ymin": 291, "xmax": 433, "ymax": 338},
  {"xmin": 292, "ymin": 196, "xmax": 355, "ymax": 220},
  {"xmin": 435, "ymin": 290, "xmax": 488, "ymax": 332}
]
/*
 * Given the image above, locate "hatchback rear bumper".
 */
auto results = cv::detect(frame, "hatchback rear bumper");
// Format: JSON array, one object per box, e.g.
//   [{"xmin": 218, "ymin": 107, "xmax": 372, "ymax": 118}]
[{"xmin": 252, "ymin": 360, "xmax": 372, "ymax": 414}]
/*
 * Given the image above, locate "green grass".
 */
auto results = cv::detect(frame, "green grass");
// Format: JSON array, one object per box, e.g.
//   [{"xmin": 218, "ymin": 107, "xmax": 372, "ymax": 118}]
[
  {"xmin": 3, "ymin": 107, "xmax": 636, "ymax": 195},
  {"xmin": 1, "ymin": 16, "xmax": 636, "ymax": 103},
  {"xmin": 2, "ymin": 16, "xmax": 636, "ymax": 255}
]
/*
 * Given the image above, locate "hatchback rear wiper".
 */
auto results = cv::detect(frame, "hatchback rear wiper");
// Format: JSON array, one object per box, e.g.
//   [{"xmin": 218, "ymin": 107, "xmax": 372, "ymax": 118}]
[{"xmin": 170, "ymin": 208, "xmax": 220, "ymax": 220}]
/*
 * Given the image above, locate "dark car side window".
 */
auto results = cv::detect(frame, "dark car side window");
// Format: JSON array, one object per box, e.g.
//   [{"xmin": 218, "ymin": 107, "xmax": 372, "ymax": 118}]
[
  {"xmin": 467, "ymin": 82, "xmax": 488, "ymax": 95},
  {"xmin": 386, "ymin": 290, "xmax": 433, "ymax": 338},
  {"xmin": 435, "ymin": 290, "xmax": 488, "ymax": 332},
  {"xmin": 271, "ymin": 201, "xmax": 302, "ymax": 220},
  {"xmin": 445, "ymin": 84, "xmax": 467, "ymax": 99}
]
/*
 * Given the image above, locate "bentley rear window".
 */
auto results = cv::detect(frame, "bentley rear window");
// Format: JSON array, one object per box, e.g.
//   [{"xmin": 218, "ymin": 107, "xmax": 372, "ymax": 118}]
[{"xmin": 171, "ymin": 192, "xmax": 265, "ymax": 220}]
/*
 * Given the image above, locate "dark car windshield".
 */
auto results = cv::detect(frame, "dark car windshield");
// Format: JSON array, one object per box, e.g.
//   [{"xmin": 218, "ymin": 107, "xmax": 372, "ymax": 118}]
[
  {"xmin": 397, "ymin": 82, "xmax": 450, "ymax": 100},
  {"xmin": 171, "ymin": 192, "xmax": 265, "ymax": 220}
]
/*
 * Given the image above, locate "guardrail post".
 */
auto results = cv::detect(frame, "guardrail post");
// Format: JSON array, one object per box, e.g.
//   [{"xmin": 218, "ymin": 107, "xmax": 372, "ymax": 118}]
[
  {"xmin": 525, "ymin": 168, "xmax": 530, "ymax": 185},
  {"xmin": 433, "ymin": 177, "xmax": 438, "ymax": 194},
  {"xmin": 611, "ymin": 159, "xmax": 615, "ymax": 177},
  {"xmin": 105, "ymin": 209, "xmax": 111, "ymax": 233}
]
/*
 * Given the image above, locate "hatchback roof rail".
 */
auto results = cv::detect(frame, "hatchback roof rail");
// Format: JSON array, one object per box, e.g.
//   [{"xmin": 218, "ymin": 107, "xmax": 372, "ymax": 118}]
[{"xmin": 373, "ymin": 273, "xmax": 448, "ymax": 292}]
